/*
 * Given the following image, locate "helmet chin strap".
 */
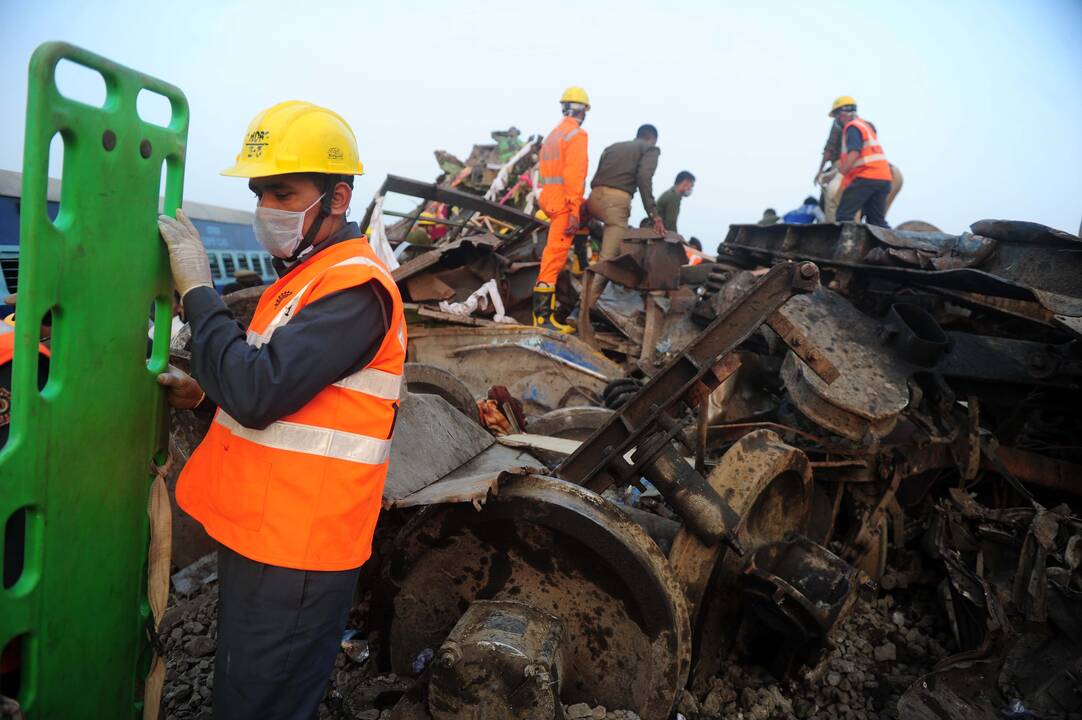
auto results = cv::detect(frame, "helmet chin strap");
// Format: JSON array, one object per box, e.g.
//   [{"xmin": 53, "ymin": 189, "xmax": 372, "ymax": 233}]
[{"xmin": 286, "ymin": 176, "xmax": 339, "ymax": 263}]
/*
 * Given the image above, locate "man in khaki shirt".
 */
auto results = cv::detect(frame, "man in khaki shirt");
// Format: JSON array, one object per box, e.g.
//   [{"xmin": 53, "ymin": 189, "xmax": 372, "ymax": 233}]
[{"xmin": 586, "ymin": 124, "xmax": 663, "ymax": 260}]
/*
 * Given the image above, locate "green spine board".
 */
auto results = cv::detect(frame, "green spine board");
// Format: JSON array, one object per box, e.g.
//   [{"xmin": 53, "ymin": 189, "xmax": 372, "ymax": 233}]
[{"xmin": 0, "ymin": 41, "xmax": 188, "ymax": 718}]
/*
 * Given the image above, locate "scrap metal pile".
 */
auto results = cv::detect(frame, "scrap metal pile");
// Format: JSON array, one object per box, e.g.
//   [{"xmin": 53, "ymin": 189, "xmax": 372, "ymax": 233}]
[{"xmin": 166, "ymin": 162, "xmax": 1082, "ymax": 719}]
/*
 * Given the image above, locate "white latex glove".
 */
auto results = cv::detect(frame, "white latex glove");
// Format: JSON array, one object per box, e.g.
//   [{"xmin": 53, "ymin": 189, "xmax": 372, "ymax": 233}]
[{"xmin": 158, "ymin": 209, "xmax": 212, "ymax": 299}]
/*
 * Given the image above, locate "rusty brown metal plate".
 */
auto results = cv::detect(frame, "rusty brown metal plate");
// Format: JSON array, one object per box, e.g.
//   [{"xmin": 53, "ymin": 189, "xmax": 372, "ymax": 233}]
[{"xmin": 777, "ymin": 288, "xmax": 911, "ymax": 442}]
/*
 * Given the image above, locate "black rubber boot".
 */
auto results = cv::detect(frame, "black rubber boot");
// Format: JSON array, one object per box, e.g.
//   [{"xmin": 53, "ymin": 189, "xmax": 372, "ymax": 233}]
[{"xmin": 532, "ymin": 285, "xmax": 574, "ymax": 333}]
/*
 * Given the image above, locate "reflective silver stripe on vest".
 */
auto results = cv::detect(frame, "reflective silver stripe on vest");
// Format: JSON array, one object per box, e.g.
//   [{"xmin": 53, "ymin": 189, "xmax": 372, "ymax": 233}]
[
  {"xmin": 331, "ymin": 255, "xmax": 395, "ymax": 284},
  {"xmin": 842, "ymin": 120, "xmax": 881, "ymax": 155},
  {"xmin": 853, "ymin": 153, "xmax": 887, "ymax": 167},
  {"xmin": 333, "ymin": 367, "xmax": 402, "ymax": 399},
  {"xmin": 216, "ymin": 412, "xmax": 392, "ymax": 465},
  {"xmin": 247, "ymin": 279, "xmax": 313, "ymax": 348},
  {"xmin": 540, "ymin": 176, "xmax": 565, "ymax": 185},
  {"xmin": 247, "ymin": 328, "xmax": 269, "ymax": 347},
  {"xmin": 564, "ymin": 127, "xmax": 581, "ymax": 141},
  {"xmin": 246, "ymin": 253, "xmax": 396, "ymax": 349}
]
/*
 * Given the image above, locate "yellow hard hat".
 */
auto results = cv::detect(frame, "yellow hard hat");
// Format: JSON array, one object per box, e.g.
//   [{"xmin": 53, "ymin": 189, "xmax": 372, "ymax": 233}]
[
  {"xmin": 221, "ymin": 101, "xmax": 365, "ymax": 178},
  {"xmin": 560, "ymin": 86, "xmax": 591, "ymax": 109},
  {"xmin": 829, "ymin": 95, "xmax": 857, "ymax": 116}
]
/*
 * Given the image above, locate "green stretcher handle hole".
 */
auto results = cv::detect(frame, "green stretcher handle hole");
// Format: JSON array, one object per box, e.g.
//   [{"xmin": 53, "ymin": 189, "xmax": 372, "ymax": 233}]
[{"xmin": 53, "ymin": 58, "xmax": 106, "ymax": 109}]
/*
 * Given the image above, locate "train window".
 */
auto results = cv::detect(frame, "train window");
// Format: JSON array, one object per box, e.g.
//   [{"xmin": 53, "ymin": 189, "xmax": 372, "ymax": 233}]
[
  {"xmin": 222, "ymin": 254, "xmax": 235, "ymax": 276},
  {"xmin": 261, "ymin": 255, "xmax": 274, "ymax": 276},
  {"xmin": 1, "ymin": 258, "xmax": 19, "ymax": 294},
  {"xmin": 207, "ymin": 253, "xmax": 221, "ymax": 280},
  {"xmin": 237, "ymin": 255, "xmax": 250, "ymax": 270},
  {"xmin": 248, "ymin": 254, "xmax": 262, "ymax": 274}
]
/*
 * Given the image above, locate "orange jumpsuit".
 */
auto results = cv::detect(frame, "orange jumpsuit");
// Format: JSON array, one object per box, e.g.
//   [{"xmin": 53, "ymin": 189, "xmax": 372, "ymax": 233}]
[{"xmin": 536, "ymin": 116, "xmax": 588, "ymax": 285}]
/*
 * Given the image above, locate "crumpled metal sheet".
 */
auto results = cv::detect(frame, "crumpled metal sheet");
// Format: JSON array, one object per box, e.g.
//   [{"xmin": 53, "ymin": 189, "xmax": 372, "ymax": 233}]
[
  {"xmin": 383, "ymin": 393, "xmax": 495, "ymax": 508},
  {"xmin": 408, "ymin": 325, "xmax": 622, "ymax": 416},
  {"xmin": 865, "ymin": 226, "xmax": 996, "ymax": 270},
  {"xmin": 389, "ymin": 468, "xmax": 542, "ymax": 510},
  {"xmin": 922, "ymin": 487, "xmax": 1082, "ymax": 717}
]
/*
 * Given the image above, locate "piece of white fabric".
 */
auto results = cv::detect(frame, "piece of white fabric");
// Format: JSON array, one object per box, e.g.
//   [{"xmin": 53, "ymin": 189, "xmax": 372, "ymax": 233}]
[
  {"xmin": 438, "ymin": 279, "xmax": 515, "ymax": 323},
  {"xmin": 484, "ymin": 139, "xmax": 538, "ymax": 202},
  {"xmin": 366, "ymin": 194, "xmax": 400, "ymax": 271}
]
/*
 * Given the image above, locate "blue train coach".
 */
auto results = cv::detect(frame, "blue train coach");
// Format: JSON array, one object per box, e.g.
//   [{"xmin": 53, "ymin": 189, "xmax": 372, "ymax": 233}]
[{"xmin": 0, "ymin": 168, "xmax": 274, "ymax": 311}]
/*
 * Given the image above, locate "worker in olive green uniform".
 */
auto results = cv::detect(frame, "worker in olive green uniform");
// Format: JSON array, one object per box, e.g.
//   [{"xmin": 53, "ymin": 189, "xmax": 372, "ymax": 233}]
[{"xmin": 654, "ymin": 170, "xmax": 695, "ymax": 234}]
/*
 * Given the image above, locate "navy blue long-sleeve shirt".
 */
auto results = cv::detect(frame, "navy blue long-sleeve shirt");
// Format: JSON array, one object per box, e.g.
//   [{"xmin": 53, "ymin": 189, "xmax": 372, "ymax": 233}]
[{"xmin": 184, "ymin": 222, "xmax": 391, "ymax": 430}]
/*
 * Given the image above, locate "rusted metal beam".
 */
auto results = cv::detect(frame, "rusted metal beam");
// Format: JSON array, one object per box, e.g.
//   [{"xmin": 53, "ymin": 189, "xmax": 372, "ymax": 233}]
[
  {"xmin": 766, "ymin": 309, "xmax": 840, "ymax": 383},
  {"xmin": 985, "ymin": 445, "xmax": 1082, "ymax": 498},
  {"xmin": 362, "ymin": 174, "xmax": 546, "ymax": 242}
]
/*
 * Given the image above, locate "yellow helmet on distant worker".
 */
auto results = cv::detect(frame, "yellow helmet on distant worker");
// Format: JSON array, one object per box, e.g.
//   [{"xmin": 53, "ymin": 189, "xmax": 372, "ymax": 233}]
[
  {"xmin": 221, "ymin": 101, "xmax": 365, "ymax": 178},
  {"xmin": 829, "ymin": 95, "xmax": 857, "ymax": 117},
  {"xmin": 560, "ymin": 86, "xmax": 591, "ymax": 109}
]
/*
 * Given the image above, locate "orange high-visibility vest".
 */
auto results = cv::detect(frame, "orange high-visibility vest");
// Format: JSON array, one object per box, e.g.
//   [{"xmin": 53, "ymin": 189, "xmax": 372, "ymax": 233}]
[
  {"xmin": 0, "ymin": 323, "xmax": 50, "ymax": 364},
  {"xmin": 538, "ymin": 116, "xmax": 589, "ymax": 217},
  {"xmin": 685, "ymin": 246, "xmax": 704, "ymax": 266},
  {"xmin": 177, "ymin": 238, "xmax": 406, "ymax": 571},
  {"xmin": 840, "ymin": 117, "xmax": 892, "ymax": 189}
]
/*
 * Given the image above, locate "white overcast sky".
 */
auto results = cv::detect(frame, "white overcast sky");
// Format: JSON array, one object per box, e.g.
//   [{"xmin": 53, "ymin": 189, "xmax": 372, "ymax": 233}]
[{"xmin": 2, "ymin": 0, "xmax": 1080, "ymax": 247}]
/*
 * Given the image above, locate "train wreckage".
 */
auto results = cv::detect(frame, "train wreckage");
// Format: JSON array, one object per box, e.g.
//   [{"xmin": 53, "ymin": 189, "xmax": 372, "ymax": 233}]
[{"xmin": 166, "ymin": 164, "xmax": 1082, "ymax": 720}]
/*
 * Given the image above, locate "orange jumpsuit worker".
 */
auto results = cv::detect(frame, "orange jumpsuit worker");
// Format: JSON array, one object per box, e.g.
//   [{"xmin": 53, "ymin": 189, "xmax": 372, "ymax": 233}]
[{"xmin": 533, "ymin": 86, "xmax": 590, "ymax": 333}]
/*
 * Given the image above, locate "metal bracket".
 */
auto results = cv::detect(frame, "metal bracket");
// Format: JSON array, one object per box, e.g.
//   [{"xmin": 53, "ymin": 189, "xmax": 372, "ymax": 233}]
[{"xmin": 559, "ymin": 261, "xmax": 820, "ymax": 493}]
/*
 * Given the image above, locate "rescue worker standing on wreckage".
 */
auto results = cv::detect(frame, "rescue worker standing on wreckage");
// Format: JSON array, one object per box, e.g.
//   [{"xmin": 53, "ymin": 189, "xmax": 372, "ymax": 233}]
[
  {"xmin": 533, "ymin": 86, "xmax": 590, "ymax": 333},
  {"xmin": 155, "ymin": 101, "xmax": 406, "ymax": 719},
  {"xmin": 828, "ymin": 97, "xmax": 894, "ymax": 228}
]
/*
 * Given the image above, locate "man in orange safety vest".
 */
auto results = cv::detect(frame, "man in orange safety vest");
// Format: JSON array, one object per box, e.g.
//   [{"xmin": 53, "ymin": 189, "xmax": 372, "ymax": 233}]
[
  {"xmin": 156, "ymin": 101, "xmax": 405, "ymax": 719},
  {"xmin": 829, "ymin": 97, "xmax": 894, "ymax": 228}
]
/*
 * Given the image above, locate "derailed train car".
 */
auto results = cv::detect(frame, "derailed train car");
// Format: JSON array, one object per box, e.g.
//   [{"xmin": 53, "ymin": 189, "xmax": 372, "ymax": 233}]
[{"xmin": 167, "ymin": 179, "xmax": 1082, "ymax": 719}]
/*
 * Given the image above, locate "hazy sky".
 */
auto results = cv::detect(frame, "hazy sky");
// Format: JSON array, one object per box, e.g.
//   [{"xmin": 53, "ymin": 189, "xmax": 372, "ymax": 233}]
[{"xmin": 2, "ymin": 0, "xmax": 1080, "ymax": 245}]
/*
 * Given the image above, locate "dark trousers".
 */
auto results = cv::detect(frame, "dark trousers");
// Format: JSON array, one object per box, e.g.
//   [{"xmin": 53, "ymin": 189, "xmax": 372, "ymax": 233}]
[
  {"xmin": 214, "ymin": 544, "xmax": 360, "ymax": 720},
  {"xmin": 836, "ymin": 178, "xmax": 892, "ymax": 228}
]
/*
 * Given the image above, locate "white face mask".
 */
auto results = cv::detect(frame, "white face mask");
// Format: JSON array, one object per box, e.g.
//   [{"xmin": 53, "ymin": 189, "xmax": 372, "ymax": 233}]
[
  {"xmin": 683, "ymin": 186, "xmax": 694, "ymax": 197},
  {"xmin": 253, "ymin": 193, "xmax": 324, "ymax": 258}
]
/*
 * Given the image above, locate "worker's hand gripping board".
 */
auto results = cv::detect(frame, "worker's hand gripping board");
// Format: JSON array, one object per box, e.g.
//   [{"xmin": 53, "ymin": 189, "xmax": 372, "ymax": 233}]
[{"xmin": 0, "ymin": 42, "xmax": 188, "ymax": 718}]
